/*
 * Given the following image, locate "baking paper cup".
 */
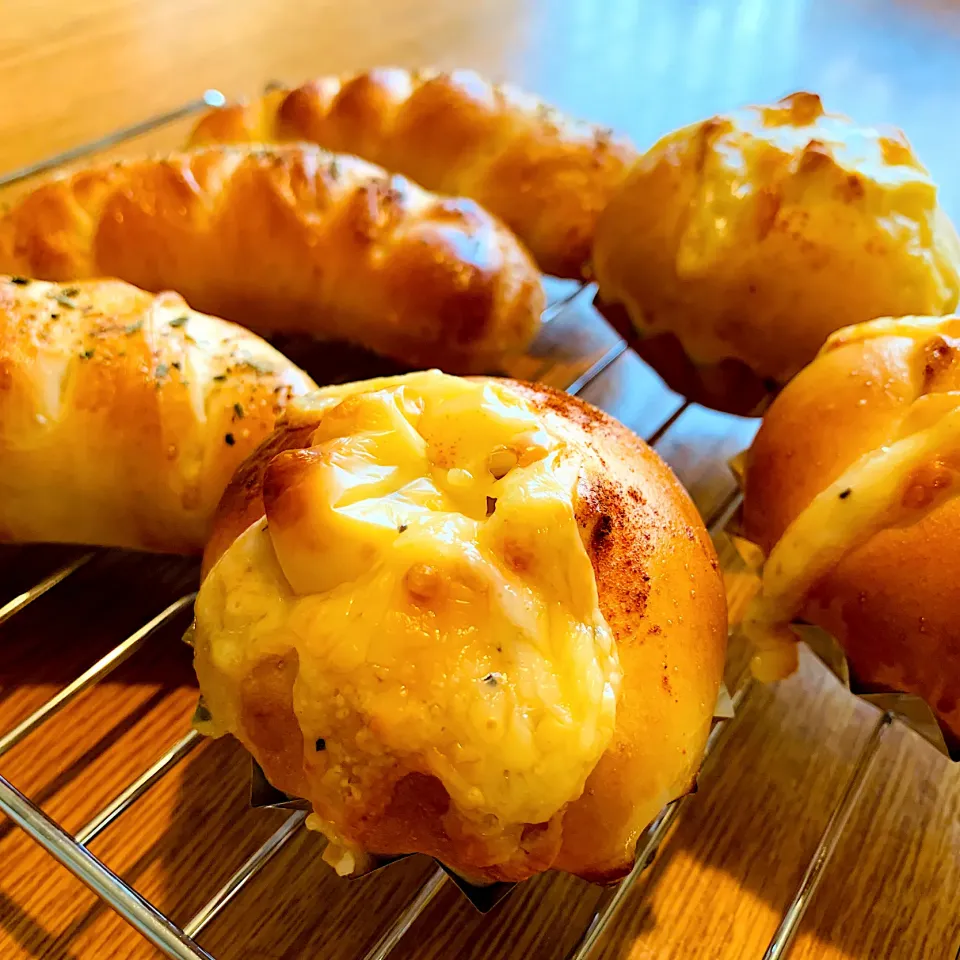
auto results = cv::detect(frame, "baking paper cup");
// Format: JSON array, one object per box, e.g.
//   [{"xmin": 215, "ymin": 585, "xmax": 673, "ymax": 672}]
[
  {"xmin": 246, "ymin": 754, "xmax": 516, "ymax": 911},
  {"xmin": 193, "ymin": 676, "xmax": 738, "ymax": 912}
]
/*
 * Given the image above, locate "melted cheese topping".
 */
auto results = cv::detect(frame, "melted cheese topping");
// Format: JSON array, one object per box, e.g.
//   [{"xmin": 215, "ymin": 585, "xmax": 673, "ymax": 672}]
[
  {"xmin": 675, "ymin": 93, "xmax": 959, "ymax": 299},
  {"xmin": 195, "ymin": 371, "xmax": 620, "ymax": 842},
  {"xmin": 743, "ymin": 316, "xmax": 960, "ymax": 680}
]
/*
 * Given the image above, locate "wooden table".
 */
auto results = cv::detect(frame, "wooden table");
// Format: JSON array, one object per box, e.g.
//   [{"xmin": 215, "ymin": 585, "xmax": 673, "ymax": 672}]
[{"xmin": 2, "ymin": 1, "xmax": 960, "ymax": 958}]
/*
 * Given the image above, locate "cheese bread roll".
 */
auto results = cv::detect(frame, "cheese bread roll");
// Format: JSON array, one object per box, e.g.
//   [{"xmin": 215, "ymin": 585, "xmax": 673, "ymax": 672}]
[
  {"xmin": 742, "ymin": 314, "xmax": 960, "ymax": 750},
  {"xmin": 192, "ymin": 371, "xmax": 727, "ymax": 883},
  {"xmin": 594, "ymin": 93, "xmax": 960, "ymax": 413}
]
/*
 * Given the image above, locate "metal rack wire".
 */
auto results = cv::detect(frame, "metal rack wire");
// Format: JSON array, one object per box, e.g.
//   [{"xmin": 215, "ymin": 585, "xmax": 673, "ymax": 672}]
[{"xmin": 0, "ymin": 91, "xmax": 896, "ymax": 960}]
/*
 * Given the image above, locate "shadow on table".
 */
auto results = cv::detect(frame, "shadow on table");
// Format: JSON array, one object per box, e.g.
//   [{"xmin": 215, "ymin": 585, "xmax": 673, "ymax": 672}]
[
  {"xmin": 0, "ymin": 545, "xmax": 199, "ymax": 691},
  {"xmin": 150, "ymin": 739, "xmax": 443, "ymax": 960}
]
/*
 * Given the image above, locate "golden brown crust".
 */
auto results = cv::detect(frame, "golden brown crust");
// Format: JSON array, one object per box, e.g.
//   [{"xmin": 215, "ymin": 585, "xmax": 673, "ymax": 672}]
[
  {"xmin": 187, "ymin": 68, "xmax": 638, "ymax": 279},
  {"xmin": 201, "ymin": 377, "xmax": 727, "ymax": 882},
  {"xmin": 507, "ymin": 380, "xmax": 727, "ymax": 881},
  {"xmin": 202, "ymin": 413, "xmax": 321, "ymax": 577},
  {"xmin": 743, "ymin": 319, "xmax": 960, "ymax": 747},
  {"xmin": 0, "ymin": 276, "xmax": 315, "ymax": 553},
  {"xmin": 594, "ymin": 93, "xmax": 960, "ymax": 413},
  {"xmin": 0, "ymin": 145, "xmax": 545, "ymax": 374}
]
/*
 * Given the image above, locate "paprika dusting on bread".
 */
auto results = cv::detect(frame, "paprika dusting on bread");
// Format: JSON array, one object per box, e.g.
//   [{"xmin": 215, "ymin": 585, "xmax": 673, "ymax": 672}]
[{"xmin": 194, "ymin": 371, "xmax": 727, "ymax": 883}]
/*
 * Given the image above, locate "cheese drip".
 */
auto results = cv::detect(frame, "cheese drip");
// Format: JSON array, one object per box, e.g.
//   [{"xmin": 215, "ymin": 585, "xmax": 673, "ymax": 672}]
[
  {"xmin": 194, "ymin": 371, "xmax": 621, "ymax": 859},
  {"xmin": 744, "ymin": 316, "xmax": 960, "ymax": 680}
]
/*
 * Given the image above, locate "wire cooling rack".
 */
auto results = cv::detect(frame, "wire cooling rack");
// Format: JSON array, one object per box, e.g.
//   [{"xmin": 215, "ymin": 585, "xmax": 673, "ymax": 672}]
[{"xmin": 0, "ymin": 90, "xmax": 909, "ymax": 960}]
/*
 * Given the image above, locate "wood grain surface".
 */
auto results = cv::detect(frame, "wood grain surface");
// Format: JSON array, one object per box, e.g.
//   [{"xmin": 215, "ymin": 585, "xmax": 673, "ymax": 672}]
[{"xmin": 2, "ymin": 2, "xmax": 960, "ymax": 959}]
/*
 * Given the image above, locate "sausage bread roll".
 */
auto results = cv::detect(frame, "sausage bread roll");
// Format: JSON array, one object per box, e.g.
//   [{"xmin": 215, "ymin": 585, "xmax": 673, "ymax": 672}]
[
  {"xmin": 0, "ymin": 276, "xmax": 315, "ymax": 553},
  {"xmin": 0, "ymin": 145, "xmax": 545, "ymax": 373},
  {"xmin": 188, "ymin": 68, "xmax": 638, "ymax": 279}
]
